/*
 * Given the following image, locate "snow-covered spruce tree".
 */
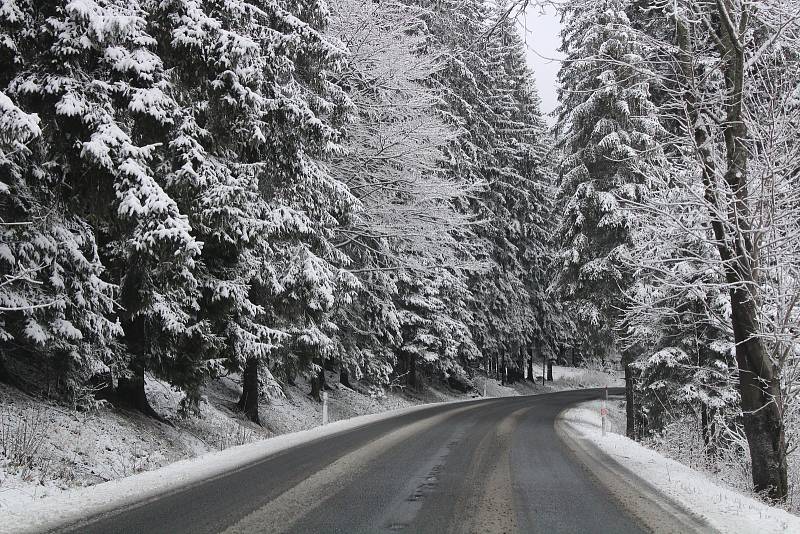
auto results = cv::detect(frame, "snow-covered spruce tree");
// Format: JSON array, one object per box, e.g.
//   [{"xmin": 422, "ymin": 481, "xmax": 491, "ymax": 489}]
[
  {"xmin": 255, "ymin": 0, "xmax": 358, "ymax": 405},
  {"xmin": 555, "ymin": 0, "xmax": 662, "ymax": 429},
  {"xmin": 0, "ymin": 85, "xmax": 122, "ymax": 402},
  {"xmin": 0, "ymin": 1, "xmax": 201, "ymax": 413},
  {"xmin": 393, "ymin": 267, "xmax": 481, "ymax": 389},
  {"xmin": 147, "ymin": 0, "xmax": 292, "ymax": 418},
  {"xmin": 399, "ymin": 0, "xmax": 557, "ymax": 384},
  {"xmin": 622, "ymin": 179, "xmax": 739, "ymax": 445},
  {"xmin": 151, "ymin": 0, "xmax": 357, "ymax": 419},
  {"xmin": 481, "ymin": 3, "xmax": 561, "ymax": 378},
  {"xmin": 389, "ymin": 247, "xmax": 480, "ymax": 389}
]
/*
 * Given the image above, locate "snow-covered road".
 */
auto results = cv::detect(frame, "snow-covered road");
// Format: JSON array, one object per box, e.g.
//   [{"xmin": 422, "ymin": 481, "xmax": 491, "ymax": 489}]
[{"xmin": 40, "ymin": 389, "xmax": 653, "ymax": 534}]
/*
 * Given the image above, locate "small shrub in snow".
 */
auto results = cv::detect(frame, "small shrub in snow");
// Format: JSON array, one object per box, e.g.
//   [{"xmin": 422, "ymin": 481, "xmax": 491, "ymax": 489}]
[
  {"xmin": 212, "ymin": 422, "xmax": 257, "ymax": 451},
  {"xmin": 0, "ymin": 406, "xmax": 48, "ymax": 472},
  {"xmin": 105, "ymin": 443, "xmax": 158, "ymax": 480}
]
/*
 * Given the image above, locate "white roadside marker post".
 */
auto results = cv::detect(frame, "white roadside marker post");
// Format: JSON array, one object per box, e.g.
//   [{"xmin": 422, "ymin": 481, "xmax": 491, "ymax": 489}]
[
  {"xmin": 484, "ymin": 361, "xmax": 488, "ymax": 397},
  {"xmin": 600, "ymin": 386, "xmax": 608, "ymax": 436},
  {"xmin": 322, "ymin": 391, "xmax": 329, "ymax": 426}
]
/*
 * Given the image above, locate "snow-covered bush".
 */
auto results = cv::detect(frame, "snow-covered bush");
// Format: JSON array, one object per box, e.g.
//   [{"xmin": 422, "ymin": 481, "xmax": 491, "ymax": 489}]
[{"xmin": 0, "ymin": 406, "xmax": 48, "ymax": 472}]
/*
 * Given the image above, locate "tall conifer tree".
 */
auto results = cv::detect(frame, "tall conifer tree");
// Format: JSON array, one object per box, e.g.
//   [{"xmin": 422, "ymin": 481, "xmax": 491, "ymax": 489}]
[{"xmin": 555, "ymin": 0, "xmax": 663, "ymax": 432}]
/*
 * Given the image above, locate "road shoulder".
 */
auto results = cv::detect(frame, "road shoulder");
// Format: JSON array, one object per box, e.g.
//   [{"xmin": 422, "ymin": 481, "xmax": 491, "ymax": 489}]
[{"xmin": 556, "ymin": 401, "xmax": 800, "ymax": 534}]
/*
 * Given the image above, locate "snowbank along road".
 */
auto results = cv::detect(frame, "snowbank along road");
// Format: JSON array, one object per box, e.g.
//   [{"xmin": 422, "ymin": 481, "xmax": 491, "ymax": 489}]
[{"xmin": 50, "ymin": 389, "xmax": 697, "ymax": 534}]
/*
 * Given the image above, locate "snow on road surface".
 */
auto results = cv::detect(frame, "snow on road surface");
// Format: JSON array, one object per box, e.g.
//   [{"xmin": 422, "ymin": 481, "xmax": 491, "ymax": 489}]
[{"xmin": 558, "ymin": 401, "xmax": 800, "ymax": 534}]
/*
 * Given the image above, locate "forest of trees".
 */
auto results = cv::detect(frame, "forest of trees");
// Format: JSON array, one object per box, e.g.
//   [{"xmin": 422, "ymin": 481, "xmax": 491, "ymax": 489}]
[
  {"xmin": 1, "ymin": 0, "xmax": 799, "ymax": 504},
  {"xmin": 0, "ymin": 0, "xmax": 560, "ymax": 420}
]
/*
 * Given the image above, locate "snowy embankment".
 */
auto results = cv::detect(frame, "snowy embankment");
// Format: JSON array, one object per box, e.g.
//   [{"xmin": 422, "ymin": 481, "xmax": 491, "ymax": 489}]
[{"xmin": 557, "ymin": 401, "xmax": 800, "ymax": 534}]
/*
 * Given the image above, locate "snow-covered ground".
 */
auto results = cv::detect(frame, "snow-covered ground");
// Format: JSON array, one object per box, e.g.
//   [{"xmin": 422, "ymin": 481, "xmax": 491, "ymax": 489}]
[
  {"xmin": 558, "ymin": 400, "xmax": 800, "ymax": 533},
  {"xmin": 0, "ymin": 363, "xmax": 619, "ymax": 531}
]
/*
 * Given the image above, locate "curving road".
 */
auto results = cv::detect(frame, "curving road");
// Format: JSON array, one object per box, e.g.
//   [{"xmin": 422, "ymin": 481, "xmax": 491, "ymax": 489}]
[{"xmin": 61, "ymin": 389, "xmax": 648, "ymax": 534}]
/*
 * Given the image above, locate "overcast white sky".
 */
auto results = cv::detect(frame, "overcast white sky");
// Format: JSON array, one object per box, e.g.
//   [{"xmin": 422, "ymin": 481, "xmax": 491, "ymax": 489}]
[{"xmin": 519, "ymin": 6, "xmax": 564, "ymax": 121}]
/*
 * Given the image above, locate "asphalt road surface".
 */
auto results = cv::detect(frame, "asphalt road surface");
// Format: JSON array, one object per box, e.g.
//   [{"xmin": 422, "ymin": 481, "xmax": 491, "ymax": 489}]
[{"xmin": 62, "ymin": 389, "xmax": 649, "ymax": 534}]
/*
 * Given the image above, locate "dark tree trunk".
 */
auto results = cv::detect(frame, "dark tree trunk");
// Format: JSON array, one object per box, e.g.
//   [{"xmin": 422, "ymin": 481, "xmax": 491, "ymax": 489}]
[
  {"xmin": 625, "ymin": 363, "xmax": 636, "ymax": 440},
  {"xmin": 720, "ymin": 20, "xmax": 787, "ymax": 500},
  {"xmin": 0, "ymin": 356, "xmax": 7, "ymax": 383},
  {"xmin": 310, "ymin": 360, "xmax": 323, "ymax": 402},
  {"xmin": 546, "ymin": 360, "xmax": 553, "ymax": 382},
  {"xmin": 116, "ymin": 362, "xmax": 171, "ymax": 425},
  {"xmin": 731, "ymin": 292, "xmax": 787, "ymax": 499},
  {"xmin": 408, "ymin": 355, "xmax": 417, "ymax": 389},
  {"xmin": 541, "ymin": 355, "xmax": 546, "ymax": 385},
  {"xmin": 701, "ymin": 404, "xmax": 718, "ymax": 461},
  {"xmin": 707, "ymin": 407, "xmax": 719, "ymax": 461},
  {"xmin": 701, "ymin": 404, "xmax": 710, "ymax": 447},
  {"xmin": 709, "ymin": 408, "xmax": 717, "ymax": 459},
  {"xmin": 340, "ymin": 365, "xmax": 352, "ymax": 389},
  {"xmin": 286, "ymin": 365, "xmax": 296, "ymax": 387},
  {"xmin": 117, "ymin": 270, "xmax": 173, "ymax": 425},
  {"xmin": 527, "ymin": 355, "xmax": 534, "ymax": 383},
  {"xmin": 238, "ymin": 357, "xmax": 260, "ymax": 425},
  {"xmin": 501, "ymin": 353, "xmax": 506, "ymax": 386}
]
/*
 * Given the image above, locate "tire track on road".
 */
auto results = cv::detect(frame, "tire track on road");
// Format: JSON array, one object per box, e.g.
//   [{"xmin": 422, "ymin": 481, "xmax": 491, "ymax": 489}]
[
  {"xmin": 222, "ymin": 403, "xmax": 481, "ymax": 534},
  {"xmin": 451, "ymin": 405, "xmax": 534, "ymax": 534}
]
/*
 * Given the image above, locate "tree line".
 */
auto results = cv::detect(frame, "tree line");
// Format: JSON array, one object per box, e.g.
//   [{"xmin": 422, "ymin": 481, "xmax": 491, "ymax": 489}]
[{"xmin": 0, "ymin": 0, "xmax": 560, "ymax": 423}]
